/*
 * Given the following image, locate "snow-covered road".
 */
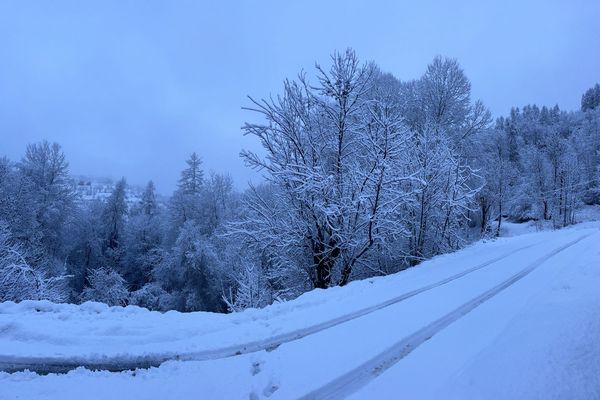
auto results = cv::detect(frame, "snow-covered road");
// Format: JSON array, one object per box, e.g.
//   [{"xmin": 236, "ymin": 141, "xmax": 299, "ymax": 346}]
[{"xmin": 1, "ymin": 222, "xmax": 599, "ymax": 399}]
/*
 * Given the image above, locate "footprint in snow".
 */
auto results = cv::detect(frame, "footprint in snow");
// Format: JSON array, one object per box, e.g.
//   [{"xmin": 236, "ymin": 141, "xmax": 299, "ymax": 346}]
[{"xmin": 262, "ymin": 381, "xmax": 279, "ymax": 398}]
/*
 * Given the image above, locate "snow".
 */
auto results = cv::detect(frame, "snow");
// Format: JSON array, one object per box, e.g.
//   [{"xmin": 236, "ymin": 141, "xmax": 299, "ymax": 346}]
[
  {"xmin": 349, "ymin": 225, "xmax": 600, "ymax": 400},
  {"xmin": 1, "ymin": 221, "xmax": 599, "ymax": 399},
  {"xmin": 498, "ymin": 220, "xmax": 541, "ymax": 236},
  {"xmin": 575, "ymin": 204, "xmax": 600, "ymax": 222},
  {"xmin": 498, "ymin": 205, "xmax": 600, "ymax": 237},
  {"xmin": 442, "ymin": 258, "xmax": 600, "ymax": 400}
]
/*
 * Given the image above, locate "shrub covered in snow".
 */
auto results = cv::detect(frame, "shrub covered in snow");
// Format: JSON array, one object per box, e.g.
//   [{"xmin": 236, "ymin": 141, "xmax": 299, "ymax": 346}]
[
  {"xmin": 129, "ymin": 283, "xmax": 178, "ymax": 311},
  {"xmin": 223, "ymin": 261, "xmax": 270, "ymax": 312},
  {"xmin": 81, "ymin": 268, "xmax": 129, "ymax": 306},
  {"xmin": 0, "ymin": 222, "xmax": 67, "ymax": 302}
]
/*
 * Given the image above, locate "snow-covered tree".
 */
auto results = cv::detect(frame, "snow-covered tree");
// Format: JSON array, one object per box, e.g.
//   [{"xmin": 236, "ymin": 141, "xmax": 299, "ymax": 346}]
[
  {"xmin": 223, "ymin": 260, "xmax": 270, "ymax": 312},
  {"xmin": 576, "ymin": 108, "xmax": 600, "ymax": 204},
  {"xmin": 0, "ymin": 222, "xmax": 66, "ymax": 302},
  {"xmin": 494, "ymin": 104, "xmax": 587, "ymax": 227},
  {"xmin": 199, "ymin": 172, "xmax": 237, "ymax": 236},
  {"xmin": 154, "ymin": 220, "xmax": 222, "ymax": 311},
  {"xmin": 167, "ymin": 153, "xmax": 205, "ymax": 244},
  {"xmin": 236, "ymin": 50, "xmax": 419, "ymax": 290},
  {"xmin": 178, "ymin": 152, "xmax": 204, "ymax": 195},
  {"xmin": 138, "ymin": 180, "xmax": 158, "ymax": 217},
  {"xmin": 101, "ymin": 178, "xmax": 128, "ymax": 269},
  {"xmin": 81, "ymin": 267, "xmax": 129, "ymax": 306},
  {"xmin": 401, "ymin": 56, "xmax": 490, "ymax": 262},
  {"xmin": 129, "ymin": 282, "xmax": 175, "ymax": 311},
  {"xmin": 64, "ymin": 200, "xmax": 105, "ymax": 298},
  {"xmin": 473, "ymin": 128, "xmax": 516, "ymax": 235},
  {"xmin": 581, "ymin": 83, "xmax": 600, "ymax": 112},
  {"xmin": 17, "ymin": 141, "xmax": 75, "ymax": 260},
  {"xmin": 0, "ymin": 157, "xmax": 40, "ymax": 251},
  {"xmin": 123, "ymin": 181, "xmax": 163, "ymax": 290}
]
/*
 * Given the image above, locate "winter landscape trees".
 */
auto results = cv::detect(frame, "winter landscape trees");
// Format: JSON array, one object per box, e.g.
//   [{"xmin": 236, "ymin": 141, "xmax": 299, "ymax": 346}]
[
  {"xmin": 1, "ymin": 50, "xmax": 599, "ymax": 313},
  {"xmin": 237, "ymin": 51, "xmax": 415, "ymax": 292}
]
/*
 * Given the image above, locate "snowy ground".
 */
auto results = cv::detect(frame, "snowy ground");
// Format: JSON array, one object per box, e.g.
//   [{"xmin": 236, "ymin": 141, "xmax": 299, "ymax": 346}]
[
  {"xmin": 1, "ymin": 221, "xmax": 599, "ymax": 399},
  {"xmin": 498, "ymin": 204, "xmax": 600, "ymax": 237}
]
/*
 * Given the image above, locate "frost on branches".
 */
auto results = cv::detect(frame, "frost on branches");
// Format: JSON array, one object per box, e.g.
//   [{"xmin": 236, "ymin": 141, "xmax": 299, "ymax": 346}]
[
  {"xmin": 233, "ymin": 50, "xmax": 488, "ymax": 297},
  {"xmin": 0, "ymin": 222, "xmax": 66, "ymax": 302}
]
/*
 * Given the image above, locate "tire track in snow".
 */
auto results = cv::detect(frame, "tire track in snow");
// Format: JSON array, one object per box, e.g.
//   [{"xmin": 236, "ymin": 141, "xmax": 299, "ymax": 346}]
[
  {"xmin": 298, "ymin": 232, "xmax": 595, "ymax": 400},
  {"xmin": 0, "ymin": 241, "xmax": 541, "ymax": 374}
]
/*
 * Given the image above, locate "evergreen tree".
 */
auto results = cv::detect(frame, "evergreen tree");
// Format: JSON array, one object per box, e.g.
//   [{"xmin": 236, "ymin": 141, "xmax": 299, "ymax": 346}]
[
  {"xmin": 101, "ymin": 178, "xmax": 128, "ymax": 269},
  {"xmin": 178, "ymin": 152, "xmax": 203, "ymax": 195},
  {"xmin": 123, "ymin": 181, "xmax": 163, "ymax": 290},
  {"xmin": 139, "ymin": 180, "xmax": 158, "ymax": 217},
  {"xmin": 581, "ymin": 83, "xmax": 600, "ymax": 112},
  {"xmin": 167, "ymin": 153, "xmax": 205, "ymax": 243}
]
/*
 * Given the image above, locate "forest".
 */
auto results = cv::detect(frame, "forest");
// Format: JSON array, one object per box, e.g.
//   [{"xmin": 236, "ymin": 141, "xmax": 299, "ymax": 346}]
[{"xmin": 1, "ymin": 50, "xmax": 599, "ymax": 313}]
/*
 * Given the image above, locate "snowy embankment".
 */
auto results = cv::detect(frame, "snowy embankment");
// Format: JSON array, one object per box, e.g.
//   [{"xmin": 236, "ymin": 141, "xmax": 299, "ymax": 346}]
[{"xmin": 1, "ymin": 221, "xmax": 600, "ymax": 399}]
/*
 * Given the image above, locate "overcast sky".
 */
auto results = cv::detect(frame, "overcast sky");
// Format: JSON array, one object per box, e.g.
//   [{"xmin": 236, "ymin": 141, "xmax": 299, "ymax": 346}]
[{"xmin": 1, "ymin": 0, "xmax": 599, "ymax": 194}]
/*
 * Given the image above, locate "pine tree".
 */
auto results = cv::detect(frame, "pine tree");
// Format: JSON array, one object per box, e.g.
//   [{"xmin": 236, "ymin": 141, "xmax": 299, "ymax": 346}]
[
  {"xmin": 139, "ymin": 180, "xmax": 158, "ymax": 217},
  {"xmin": 123, "ymin": 181, "xmax": 162, "ymax": 290},
  {"xmin": 167, "ymin": 153, "xmax": 205, "ymax": 243},
  {"xmin": 581, "ymin": 83, "xmax": 600, "ymax": 112},
  {"xmin": 178, "ymin": 152, "xmax": 203, "ymax": 195},
  {"xmin": 101, "ymin": 178, "xmax": 128, "ymax": 268}
]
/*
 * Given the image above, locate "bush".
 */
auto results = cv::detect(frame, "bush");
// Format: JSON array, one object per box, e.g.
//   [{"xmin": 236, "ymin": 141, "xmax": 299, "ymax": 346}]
[{"xmin": 81, "ymin": 268, "xmax": 129, "ymax": 306}]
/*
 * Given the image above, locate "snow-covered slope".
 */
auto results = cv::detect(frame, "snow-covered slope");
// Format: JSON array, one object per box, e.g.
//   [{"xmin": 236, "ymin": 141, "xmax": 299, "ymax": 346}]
[{"xmin": 1, "ymin": 222, "xmax": 599, "ymax": 399}]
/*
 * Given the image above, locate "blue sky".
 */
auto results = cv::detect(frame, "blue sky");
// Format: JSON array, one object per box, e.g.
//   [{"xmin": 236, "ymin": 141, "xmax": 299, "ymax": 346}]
[{"xmin": 1, "ymin": 0, "xmax": 599, "ymax": 193}]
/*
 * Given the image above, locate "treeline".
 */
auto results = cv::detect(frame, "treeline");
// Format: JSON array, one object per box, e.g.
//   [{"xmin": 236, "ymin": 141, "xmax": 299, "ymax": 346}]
[
  {"xmin": 0, "ymin": 148, "xmax": 239, "ymax": 311},
  {"xmin": 1, "ymin": 50, "xmax": 599, "ymax": 312}
]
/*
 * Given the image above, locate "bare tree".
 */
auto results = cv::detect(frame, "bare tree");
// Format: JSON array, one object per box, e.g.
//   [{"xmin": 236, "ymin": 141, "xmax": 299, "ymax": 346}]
[
  {"xmin": 236, "ymin": 50, "xmax": 416, "ymax": 290},
  {"xmin": 0, "ymin": 222, "xmax": 66, "ymax": 302}
]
